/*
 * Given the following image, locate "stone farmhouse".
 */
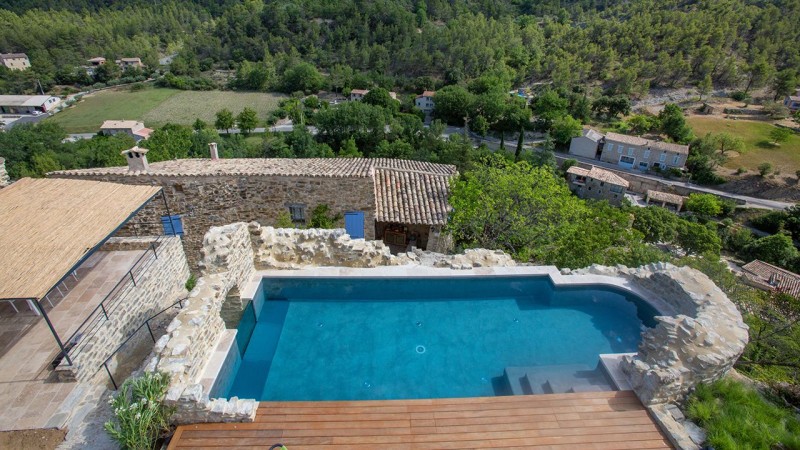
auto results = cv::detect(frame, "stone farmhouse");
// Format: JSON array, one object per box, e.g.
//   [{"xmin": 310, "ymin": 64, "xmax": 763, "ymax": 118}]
[
  {"xmin": 645, "ymin": 190, "xmax": 686, "ymax": 211},
  {"xmin": 785, "ymin": 88, "xmax": 800, "ymax": 113},
  {"xmin": 742, "ymin": 259, "xmax": 800, "ymax": 297},
  {"xmin": 50, "ymin": 150, "xmax": 457, "ymax": 266},
  {"xmin": 415, "ymin": 90, "xmax": 436, "ymax": 114},
  {"xmin": 100, "ymin": 120, "xmax": 153, "ymax": 142},
  {"xmin": 349, "ymin": 89, "xmax": 398, "ymax": 102},
  {"xmin": 569, "ymin": 128, "xmax": 689, "ymax": 171},
  {"xmin": 566, "ymin": 165, "xmax": 630, "ymax": 206},
  {"xmin": 116, "ymin": 57, "xmax": 145, "ymax": 70},
  {"xmin": 0, "ymin": 52, "xmax": 30, "ymax": 71}
]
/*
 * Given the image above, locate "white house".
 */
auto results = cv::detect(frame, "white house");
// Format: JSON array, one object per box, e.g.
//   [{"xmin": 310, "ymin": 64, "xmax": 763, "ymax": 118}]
[
  {"xmin": 0, "ymin": 53, "xmax": 30, "ymax": 71},
  {"xmin": 349, "ymin": 89, "xmax": 369, "ymax": 101},
  {"xmin": 100, "ymin": 120, "xmax": 153, "ymax": 142},
  {"xmin": 415, "ymin": 91, "xmax": 436, "ymax": 114},
  {"xmin": 568, "ymin": 128, "xmax": 604, "ymax": 159},
  {"xmin": 0, "ymin": 95, "xmax": 60, "ymax": 115},
  {"xmin": 785, "ymin": 88, "xmax": 800, "ymax": 113},
  {"xmin": 569, "ymin": 129, "xmax": 689, "ymax": 171}
]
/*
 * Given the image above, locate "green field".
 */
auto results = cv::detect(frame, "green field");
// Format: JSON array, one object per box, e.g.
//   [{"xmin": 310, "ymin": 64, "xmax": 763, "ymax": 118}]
[
  {"xmin": 687, "ymin": 116, "xmax": 800, "ymax": 173},
  {"xmin": 49, "ymin": 87, "xmax": 285, "ymax": 133}
]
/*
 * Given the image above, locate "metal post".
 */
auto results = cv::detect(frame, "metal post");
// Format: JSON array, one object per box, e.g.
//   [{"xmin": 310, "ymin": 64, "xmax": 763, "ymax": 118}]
[
  {"xmin": 129, "ymin": 271, "xmax": 136, "ymax": 286},
  {"xmin": 100, "ymin": 303, "xmax": 109, "ymax": 320},
  {"xmin": 145, "ymin": 320, "xmax": 156, "ymax": 342},
  {"xmin": 104, "ymin": 362, "xmax": 117, "ymax": 390},
  {"xmin": 33, "ymin": 299, "xmax": 73, "ymax": 366},
  {"xmin": 161, "ymin": 189, "xmax": 175, "ymax": 236}
]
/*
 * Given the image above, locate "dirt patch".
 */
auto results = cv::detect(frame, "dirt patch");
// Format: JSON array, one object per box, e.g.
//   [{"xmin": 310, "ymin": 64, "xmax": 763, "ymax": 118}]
[
  {"xmin": 718, "ymin": 173, "xmax": 800, "ymax": 201},
  {"xmin": 0, "ymin": 428, "xmax": 66, "ymax": 450}
]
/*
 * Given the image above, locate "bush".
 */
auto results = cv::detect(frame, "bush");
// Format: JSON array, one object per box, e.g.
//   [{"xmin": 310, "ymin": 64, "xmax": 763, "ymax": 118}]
[
  {"xmin": 561, "ymin": 158, "xmax": 577, "ymax": 172},
  {"xmin": 758, "ymin": 162, "xmax": 773, "ymax": 176},
  {"xmin": 184, "ymin": 274, "xmax": 196, "ymax": 291},
  {"xmin": 308, "ymin": 204, "xmax": 342, "ymax": 228},
  {"xmin": 730, "ymin": 91, "xmax": 749, "ymax": 102},
  {"xmin": 274, "ymin": 210, "xmax": 294, "ymax": 228},
  {"xmin": 686, "ymin": 379, "xmax": 800, "ymax": 450},
  {"xmin": 104, "ymin": 372, "xmax": 174, "ymax": 450},
  {"xmin": 736, "ymin": 167, "xmax": 746, "ymax": 175}
]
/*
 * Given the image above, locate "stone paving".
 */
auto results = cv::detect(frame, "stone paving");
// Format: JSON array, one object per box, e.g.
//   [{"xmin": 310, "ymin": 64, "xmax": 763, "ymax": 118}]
[{"xmin": 0, "ymin": 251, "xmax": 140, "ymax": 431}]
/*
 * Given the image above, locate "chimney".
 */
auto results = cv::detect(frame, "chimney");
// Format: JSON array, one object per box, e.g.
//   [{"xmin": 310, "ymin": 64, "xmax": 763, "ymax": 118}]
[
  {"xmin": 209, "ymin": 142, "xmax": 219, "ymax": 160},
  {"xmin": 121, "ymin": 146, "xmax": 150, "ymax": 173}
]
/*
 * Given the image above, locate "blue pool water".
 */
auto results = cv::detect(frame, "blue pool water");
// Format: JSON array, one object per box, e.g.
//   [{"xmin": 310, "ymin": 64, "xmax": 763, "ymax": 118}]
[{"xmin": 225, "ymin": 276, "xmax": 658, "ymax": 401}]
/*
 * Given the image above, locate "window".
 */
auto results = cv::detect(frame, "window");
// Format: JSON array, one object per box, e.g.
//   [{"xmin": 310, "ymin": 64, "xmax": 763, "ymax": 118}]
[
  {"xmin": 600, "ymin": 181, "xmax": 605, "ymax": 186},
  {"xmin": 673, "ymin": 155, "xmax": 680, "ymax": 165},
  {"xmin": 610, "ymin": 185, "xmax": 623, "ymax": 193},
  {"xmin": 620, "ymin": 155, "xmax": 635, "ymax": 164},
  {"xmin": 643, "ymin": 149, "xmax": 651, "ymax": 159},
  {"xmin": 616, "ymin": 144, "xmax": 622, "ymax": 154},
  {"xmin": 627, "ymin": 147, "xmax": 634, "ymax": 156},
  {"xmin": 288, "ymin": 204, "xmax": 306, "ymax": 222},
  {"xmin": 659, "ymin": 153, "xmax": 666, "ymax": 162},
  {"xmin": 161, "ymin": 215, "xmax": 184, "ymax": 236}
]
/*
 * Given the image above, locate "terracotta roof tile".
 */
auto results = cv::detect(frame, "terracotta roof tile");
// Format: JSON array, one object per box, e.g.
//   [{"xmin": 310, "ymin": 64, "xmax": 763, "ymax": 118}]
[
  {"xmin": 742, "ymin": 260, "xmax": 800, "ymax": 298},
  {"xmin": 605, "ymin": 132, "xmax": 689, "ymax": 155},
  {"xmin": 646, "ymin": 190, "xmax": 685, "ymax": 205},
  {"xmin": 373, "ymin": 167, "xmax": 454, "ymax": 225}
]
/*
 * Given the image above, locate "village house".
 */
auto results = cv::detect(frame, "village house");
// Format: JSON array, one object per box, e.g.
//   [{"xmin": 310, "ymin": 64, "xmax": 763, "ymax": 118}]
[
  {"xmin": 116, "ymin": 57, "xmax": 145, "ymax": 70},
  {"xmin": 87, "ymin": 57, "xmax": 106, "ymax": 66},
  {"xmin": 565, "ymin": 165, "xmax": 630, "ymax": 206},
  {"xmin": 741, "ymin": 259, "xmax": 800, "ymax": 298},
  {"xmin": 645, "ymin": 190, "xmax": 686, "ymax": 211},
  {"xmin": 415, "ymin": 90, "xmax": 436, "ymax": 114},
  {"xmin": 569, "ymin": 129, "xmax": 689, "ymax": 171},
  {"xmin": 99, "ymin": 120, "xmax": 153, "ymax": 142},
  {"xmin": 50, "ymin": 147, "xmax": 457, "ymax": 266},
  {"xmin": 0, "ymin": 95, "xmax": 61, "ymax": 115},
  {"xmin": 349, "ymin": 89, "xmax": 399, "ymax": 102},
  {"xmin": 0, "ymin": 53, "xmax": 30, "ymax": 71},
  {"xmin": 785, "ymin": 88, "xmax": 800, "ymax": 113}
]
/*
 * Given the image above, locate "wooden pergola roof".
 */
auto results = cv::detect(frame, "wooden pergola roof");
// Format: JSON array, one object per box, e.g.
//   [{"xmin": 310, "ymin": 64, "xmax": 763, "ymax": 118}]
[{"xmin": 0, "ymin": 178, "xmax": 160, "ymax": 300}]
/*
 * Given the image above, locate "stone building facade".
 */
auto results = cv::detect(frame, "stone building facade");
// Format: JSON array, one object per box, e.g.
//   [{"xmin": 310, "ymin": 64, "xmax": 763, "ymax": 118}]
[
  {"xmin": 566, "ymin": 165, "xmax": 630, "ymax": 206},
  {"xmin": 50, "ymin": 156, "xmax": 456, "ymax": 267}
]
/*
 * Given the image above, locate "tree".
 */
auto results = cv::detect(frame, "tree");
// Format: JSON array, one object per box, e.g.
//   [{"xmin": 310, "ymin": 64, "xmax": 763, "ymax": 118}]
[
  {"xmin": 236, "ymin": 108, "xmax": 258, "ymax": 135},
  {"xmin": 632, "ymin": 206, "xmax": 679, "ymax": 243},
  {"xmin": 627, "ymin": 114, "xmax": 654, "ymax": 135},
  {"xmin": 338, "ymin": 137, "xmax": 362, "ymax": 157},
  {"xmin": 193, "ymin": 118, "xmax": 208, "ymax": 132},
  {"xmin": 685, "ymin": 193, "xmax": 723, "ymax": 218},
  {"xmin": 758, "ymin": 162, "xmax": 773, "ymax": 176},
  {"xmin": 744, "ymin": 233, "xmax": 799, "ymax": 268},
  {"xmin": 659, "ymin": 104, "xmax": 693, "ymax": 143},
  {"xmin": 744, "ymin": 58, "xmax": 774, "ymax": 95},
  {"xmin": 215, "ymin": 109, "xmax": 234, "ymax": 134},
  {"xmin": 771, "ymin": 69, "xmax": 798, "ymax": 101},
  {"xmin": 549, "ymin": 115, "xmax": 582, "ymax": 147},
  {"xmin": 140, "ymin": 124, "xmax": 193, "ymax": 162},
  {"xmin": 281, "ymin": 62, "xmax": 325, "ymax": 94},
  {"xmin": 712, "ymin": 133, "xmax": 745, "ymax": 156},
  {"xmin": 677, "ymin": 221, "xmax": 721, "ymax": 256},
  {"xmin": 697, "ymin": 74, "xmax": 713, "ymax": 101},
  {"xmin": 432, "ymin": 85, "xmax": 474, "ymax": 125},
  {"xmin": 531, "ymin": 90, "xmax": 568, "ymax": 127},
  {"xmin": 362, "ymin": 88, "xmax": 399, "ymax": 114},
  {"xmin": 769, "ymin": 127, "xmax": 792, "ymax": 146}
]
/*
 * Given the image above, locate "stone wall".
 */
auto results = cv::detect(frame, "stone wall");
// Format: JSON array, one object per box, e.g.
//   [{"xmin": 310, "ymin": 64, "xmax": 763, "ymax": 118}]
[
  {"xmin": 570, "ymin": 263, "xmax": 749, "ymax": 405},
  {"xmin": 61, "ymin": 236, "xmax": 189, "ymax": 382},
  {"xmin": 51, "ymin": 173, "xmax": 377, "ymax": 268}
]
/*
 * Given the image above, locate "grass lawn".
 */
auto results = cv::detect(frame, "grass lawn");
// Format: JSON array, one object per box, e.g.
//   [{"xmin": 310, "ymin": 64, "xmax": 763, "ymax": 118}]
[
  {"xmin": 49, "ymin": 88, "xmax": 180, "ymax": 133},
  {"xmin": 687, "ymin": 116, "xmax": 800, "ymax": 174},
  {"xmin": 49, "ymin": 87, "xmax": 285, "ymax": 133}
]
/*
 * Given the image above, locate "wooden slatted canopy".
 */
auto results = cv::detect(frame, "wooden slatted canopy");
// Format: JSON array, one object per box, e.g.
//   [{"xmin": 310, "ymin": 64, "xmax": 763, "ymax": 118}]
[{"xmin": 0, "ymin": 178, "xmax": 161, "ymax": 300}]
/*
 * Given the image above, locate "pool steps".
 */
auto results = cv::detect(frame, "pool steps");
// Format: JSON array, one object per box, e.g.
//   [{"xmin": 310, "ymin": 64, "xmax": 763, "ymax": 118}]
[{"xmin": 503, "ymin": 363, "xmax": 615, "ymax": 395}]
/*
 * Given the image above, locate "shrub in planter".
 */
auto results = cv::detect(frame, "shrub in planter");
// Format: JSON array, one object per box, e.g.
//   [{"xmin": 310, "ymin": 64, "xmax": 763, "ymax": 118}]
[{"xmin": 104, "ymin": 371, "xmax": 174, "ymax": 450}]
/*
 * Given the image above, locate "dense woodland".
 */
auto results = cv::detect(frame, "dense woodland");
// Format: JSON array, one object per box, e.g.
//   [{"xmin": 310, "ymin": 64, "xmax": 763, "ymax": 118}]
[{"xmin": 0, "ymin": 0, "xmax": 799, "ymax": 97}]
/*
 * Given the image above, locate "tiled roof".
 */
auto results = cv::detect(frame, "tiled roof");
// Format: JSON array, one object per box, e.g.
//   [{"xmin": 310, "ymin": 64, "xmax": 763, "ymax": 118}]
[
  {"xmin": 567, "ymin": 165, "xmax": 629, "ymax": 187},
  {"xmin": 350, "ymin": 89, "xmax": 369, "ymax": 95},
  {"xmin": 0, "ymin": 53, "xmax": 27, "ymax": 60},
  {"xmin": 101, "ymin": 120, "xmax": 144, "ymax": 130},
  {"xmin": 373, "ymin": 167, "xmax": 453, "ymax": 225},
  {"xmin": 417, "ymin": 91, "xmax": 436, "ymax": 98},
  {"xmin": 50, "ymin": 158, "xmax": 457, "ymax": 178},
  {"xmin": 133, "ymin": 128, "xmax": 153, "ymax": 139},
  {"xmin": 742, "ymin": 260, "xmax": 800, "ymax": 298},
  {"xmin": 646, "ymin": 190, "xmax": 685, "ymax": 205},
  {"xmin": 581, "ymin": 128, "xmax": 603, "ymax": 142},
  {"xmin": 605, "ymin": 132, "xmax": 689, "ymax": 155},
  {"xmin": 788, "ymin": 95, "xmax": 800, "ymax": 102}
]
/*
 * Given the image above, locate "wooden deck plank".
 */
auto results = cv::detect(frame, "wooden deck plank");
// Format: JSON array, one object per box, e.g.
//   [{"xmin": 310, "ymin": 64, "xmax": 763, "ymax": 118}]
[{"xmin": 167, "ymin": 391, "xmax": 673, "ymax": 450}]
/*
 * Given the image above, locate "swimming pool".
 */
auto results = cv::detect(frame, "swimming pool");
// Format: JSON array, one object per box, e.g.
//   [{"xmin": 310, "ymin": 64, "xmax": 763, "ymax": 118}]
[{"xmin": 223, "ymin": 276, "xmax": 658, "ymax": 401}]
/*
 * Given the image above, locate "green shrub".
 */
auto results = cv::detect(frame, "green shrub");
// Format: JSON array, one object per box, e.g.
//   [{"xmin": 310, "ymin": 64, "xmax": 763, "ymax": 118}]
[
  {"xmin": 104, "ymin": 372, "xmax": 174, "ymax": 450},
  {"xmin": 184, "ymin": 274, "xmax": 196, "ymax": 291},
  {"xmin": 686, "ymin": 379, "xmax": 800, "ymax": 450},
  {"xmin": 274, "ymin": 210, "xmax": 294, "ymax": 228},
  {"xmin": 758, "ymin": 162, "xmax": 773, "ymax": 176},
  {"xmin": 730, "ymin": 91, "xmax": 748, "ymax": 101},
  {"xmin": 736, "ymin": 167, "xmax": 747, "ymax": 175},
  {"xmin": 308, "ymin": 204, "xmax": 343, "ymax": 228}
]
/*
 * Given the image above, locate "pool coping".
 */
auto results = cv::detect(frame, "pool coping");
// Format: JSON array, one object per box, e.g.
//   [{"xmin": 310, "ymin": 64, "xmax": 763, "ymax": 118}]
[{"xmin": 241, "ymin": 265, "xmax": 678, "ymax": 317}]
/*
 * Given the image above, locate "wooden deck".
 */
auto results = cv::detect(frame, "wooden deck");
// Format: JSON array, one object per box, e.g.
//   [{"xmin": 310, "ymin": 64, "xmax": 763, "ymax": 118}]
[{"xmin": 168, "ymin": 390, "xmax": 673, "ymax": 449}]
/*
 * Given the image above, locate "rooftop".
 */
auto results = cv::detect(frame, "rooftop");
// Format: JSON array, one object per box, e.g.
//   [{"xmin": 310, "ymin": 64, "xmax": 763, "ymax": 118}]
[
  {"xmin": 350, "ymin": 89, "xmax": 369, "ymax": 95},
  {"xmin": 51, "ymin": 157, "xmax": 457, "ymax": 178},
  {"xmin": 0, "ymin": 95, "xmax": 57, "ymax": 106},
  {"xmin": 581, "ymin": 127, "xmax": 604, "ymax": 142},
  {"xmin": 0, "ymin": 53, "xmax": 27, "ymax": 60},
  {"xmin": 742, "ymin": 259, "xmax": 800, "ymax": 298},
  {"xmin": 374, "ymin": 167, "xmax": 453, "ymax": 225},
  {"xmin": 646, "ymin": 190, "xmax": 685, "ymax": 205},
  {"xmin": 100, "ymin": 120, "xmax": 144, "ymax": 130},
  {"xmin": 567, "ymin": 165, "xmax": 630, "ymax": 187},
  {"xmin": 605, "ymin": 132, "xmax": 689, "ymax": 155},
  {"xmin": 417, "ymin": 90, "xmax": 436, "ymax": 98},
  {"xmin": 0, "ymin": 178, "xmax": 161, "ymax": 300}
]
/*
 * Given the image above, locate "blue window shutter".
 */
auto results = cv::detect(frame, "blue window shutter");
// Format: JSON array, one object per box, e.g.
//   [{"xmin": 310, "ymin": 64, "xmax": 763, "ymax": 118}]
[{"xmin": 161, "ymin": 215, "xmax": 184, "ymax": 236}]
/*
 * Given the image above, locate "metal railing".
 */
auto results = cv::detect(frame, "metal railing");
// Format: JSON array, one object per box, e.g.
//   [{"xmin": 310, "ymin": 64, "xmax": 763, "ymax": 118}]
[
  {"xmin": 57, "ymin": 237, "xmax": 165, "ymax": 367},
  {"xmin": 100, "ymin": 297, "xmax": 186, "ymax": 389}
]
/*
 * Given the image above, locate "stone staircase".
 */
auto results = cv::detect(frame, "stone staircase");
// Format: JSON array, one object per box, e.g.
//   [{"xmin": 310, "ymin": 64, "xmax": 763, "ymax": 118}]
[{"xmin": 503, "ymin": 363, "xmax": 615, "ymax": 395}]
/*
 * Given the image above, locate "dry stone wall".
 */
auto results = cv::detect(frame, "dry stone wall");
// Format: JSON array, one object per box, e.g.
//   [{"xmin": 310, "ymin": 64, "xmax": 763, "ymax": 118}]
[
  {"xmin": 64, "ymin": 236, "xmax": 189, "ymax": 382},
  {"xmin": 0, "ymin": 158, "xmax": 9, "ymax": 187},
  {"xmin": 569, "ymin": 263, "xmax": 749, "ymax": 405},
  {"xmin": 51, "ymin": 173, "xmax": 377, "ymax": 268}
]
